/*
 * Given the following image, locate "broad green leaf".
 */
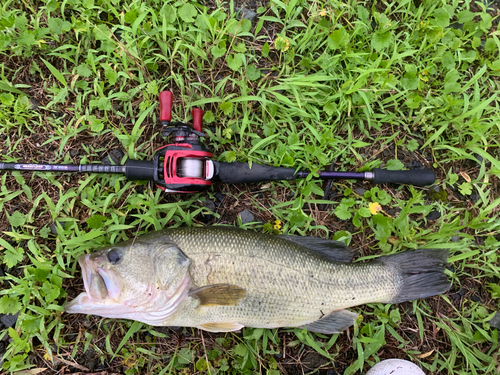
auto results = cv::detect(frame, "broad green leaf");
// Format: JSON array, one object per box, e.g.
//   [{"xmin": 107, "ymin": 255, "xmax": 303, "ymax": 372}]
[
  {"xmin": 48, "ymin": 18, "xmax": 71, "ymax": 35},
  {"xmin": 372, "ymin": 31, "xmax": 392, "ymax": 50},
  {"xmin": 233, "ymin": 42, "xmax": 246, "ymax": 53},
  {"xmin": 104, "ymin": 67, "xmax": 118, "ymax": 85},
  {"xmin": 328, "ymin": 27, "xmax": 349, "ymax": 49},
  {"xmin": 124, "ymin": 9, "xmax": 139, "ymax": 23},
  {"xmin": 226, "ymin": 54, "xmax": 243, "ymax": 71},
  {"xmin": 335, "ymin": 204, "xmax": 352, "ymax": 220},
  {"xmin": 0, "ymin": 296, "xmax": 22, "ymax": 315},
  {"xmin": 178, "ymin": 3, "xmax": 197, "ymax": 23},
  {"xmin": 0, "ymin": 92, "xmax": 15, "ymax": 105},
  {"xmin": 9, "ymin": 211, "xmax": 27, "ymax": 227},
  {"xmin": 458, "ymin": 182, "xmax": 472, "ymax": 195},
  {"xmin": 225, "ymin": 151, "xmax": 236, "ymax": 162},
  {"xmin": 324, "ymin": 101, "xmax": 337, "ymax": 116},
  {"xmin": 203, "ymin": 110, "xmax": 215, "ymax": 123},
  {"xmin": 93, "ymin": 24, "xmax": 110, "ymax": 41},
  {"xmin": 160, "ymin": 4, "xmax": 176, "ymax": 23},
  {"xmin": 245, "ymin": 64, "xmax": 261, "ymax": 81},
  {"xmin": 86, "ymin": 215, "xmax": 106, "ymax": 229},
  {"xmin": 196, "ymin": 358, "xmax": 209, "ymax": 371},
  {"xmin": 407, "ymin": 139, "xmax": 420, "ymax": 152},
  {"xmin": 401, "ymin": 72, "xmax": 418, "ymax": 90},
  {"xmin": 14, "ymin": 15, "xmax": 28, "ymax": 31},
  {"xmin": 405, "ymin": 92, "xmax": 422, "ymax": 109},
  {"xmin": 211, "ymin": 42, "xmax": 226, "ymax": 58},
  {"xmin": 177, "ymin": 347, "xmax": 195, "ymax": 364},
  {"xmin": 0, "ymin": 34, "xmax": 11, "ymax": 50},
  {"xmin": 17, "ymin": 30, "xmax": 37, "ymax": 47},
  {"xmin": 233, "ymin": 343, "xmax": 247, "ymax": 357},
  {"xmin": 386, "ymin": 159, "xmax": 404, "ymax": 170},
  {"xmin": 433, "ymin": 7, "xmax": 450, "ymax": 28},
  {"xmin": 487, "ymin": 283, "xmax": 500, "ymax": 299},
  {"xmin": 219, "ymin": 101, "xmax": 233, "ymax": 115},
  {"xmin": 2, "ymin": 246, "xmax": 24, "ymax": 268},
  {"xmin": 227, "ymin": 18, "xmax": 251, "ymax": 35},
  {"xmin": 76, "ymin": 64, "xmax": 92, "ymax": 77},
  {"xmin": 442, "ymin": 51, "xmax": 455, "ymax": 69}
]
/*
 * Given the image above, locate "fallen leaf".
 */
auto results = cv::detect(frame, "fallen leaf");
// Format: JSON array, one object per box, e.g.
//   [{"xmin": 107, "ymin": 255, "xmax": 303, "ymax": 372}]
[
  {"xmin": 460, "ymin": 171, "xmax": 471, "ymax": 183},
  {"xmin": 415, "ymin": 349, "xmax": 434, "ymax": 359},
  {"xmin": 13, "ymin": 369, "xmax": 47, "ymax": 375}
]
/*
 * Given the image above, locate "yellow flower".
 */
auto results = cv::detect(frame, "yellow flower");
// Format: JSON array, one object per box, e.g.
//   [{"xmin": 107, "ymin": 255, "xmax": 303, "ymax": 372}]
[
  {"xmin": 319, "ymin": 9, "xmax": 327, "ymax": 17},
  {"xmin": 419, "ymin": 70, "xmax": 429, "ymax": 82},
  {"xmin": 369, "ymin": 202, "xmax": 382, "ymax": 215},
  {"xmin": 284, "ymin": 39, "xmax": 290, "ymax": 51},
  {"xmin": 273, "ymin": 220, "xmax": 282, "ymax": 231},
  {"xmin": 275, "ymin": 36, "xmax": 290, "ymax": 52}
]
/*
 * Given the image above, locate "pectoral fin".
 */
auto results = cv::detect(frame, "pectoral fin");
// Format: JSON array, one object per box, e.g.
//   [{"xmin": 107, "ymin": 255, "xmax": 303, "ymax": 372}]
[
  {"xmin": 299, "ymin": 309, "xmax": 359, "ymax": 334},
  {"xmin": 190, "ymin": 284, "xmax": 247, "ymax": 306},
  {"xmin": 198, "ymin": 322, "xmax": 244, "ymax": 332}
]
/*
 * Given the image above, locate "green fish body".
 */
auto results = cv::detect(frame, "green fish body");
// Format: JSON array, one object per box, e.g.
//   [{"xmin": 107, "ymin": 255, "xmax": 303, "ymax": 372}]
[{"xmin": 65, "ymin": 227, "xmax": 450, "ymax": 333}]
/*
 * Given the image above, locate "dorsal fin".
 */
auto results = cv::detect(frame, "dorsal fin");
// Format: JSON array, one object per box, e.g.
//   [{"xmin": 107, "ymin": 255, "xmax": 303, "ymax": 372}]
[{"xmin": 278, "ymin": 235, "xmax": 354, "ymax": 263}]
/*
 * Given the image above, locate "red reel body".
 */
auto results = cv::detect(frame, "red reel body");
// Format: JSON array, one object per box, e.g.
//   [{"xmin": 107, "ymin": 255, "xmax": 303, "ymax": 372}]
[
  {"xmin": 153, "ymin": 144, "xmax": 214, "ymax": 193},
  {"xmin": 155, "ymin": 91, "xmax": 215, "ymax": 193}
]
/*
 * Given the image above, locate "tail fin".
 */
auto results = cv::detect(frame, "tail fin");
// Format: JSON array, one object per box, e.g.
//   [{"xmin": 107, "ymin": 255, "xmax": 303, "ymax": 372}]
[{"xmin": 380, "ymin": 249, "xmax": 450, "ymax": 304}]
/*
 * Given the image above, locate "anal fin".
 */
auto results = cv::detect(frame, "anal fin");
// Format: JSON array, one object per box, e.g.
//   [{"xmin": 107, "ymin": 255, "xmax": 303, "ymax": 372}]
[
  {"xmin": 190, "ymin": 284, "xmax": 246, "ymax": 307},
  {"xmin": 198, "ymin": 322, "xmax": 244, "ymax": 332},
  {"xmin": 299, "ymin": 309, "xmax": 358, "ymax": 334}
]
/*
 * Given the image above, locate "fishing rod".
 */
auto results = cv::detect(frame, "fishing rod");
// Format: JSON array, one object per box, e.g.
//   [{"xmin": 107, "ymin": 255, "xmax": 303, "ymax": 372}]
[{"xmin": 0, "ymin": 91, "xmax": 436, "ymax": 192}]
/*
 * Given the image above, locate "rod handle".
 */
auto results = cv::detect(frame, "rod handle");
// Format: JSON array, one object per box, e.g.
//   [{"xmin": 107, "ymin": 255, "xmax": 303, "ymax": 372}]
[
  {"xmin": 215, "ymin": 162, "xmax": 296, "ymax": 184},
  {"xmin": 159, "ymin": 91, "xmax": 173, "ymax": 122},
  {"xmin": 372, "ymin": 168, "xmax": 436, "ymax": 186}
]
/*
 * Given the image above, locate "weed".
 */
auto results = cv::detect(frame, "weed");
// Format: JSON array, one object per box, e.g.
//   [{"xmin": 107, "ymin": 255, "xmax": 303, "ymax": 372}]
[{"xmin": 0, "ymin": 0, "xmax": 499, "ymax": 374}]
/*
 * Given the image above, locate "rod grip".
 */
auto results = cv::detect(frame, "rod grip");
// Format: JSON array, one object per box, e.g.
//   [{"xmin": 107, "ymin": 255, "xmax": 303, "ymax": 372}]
[
  {"xmin": 159, "ymin": 91, "xmax": 173, "ymax": 122},
  {"xmin": 124, "ymin": 159, "xmax": 155, "ymax": 180},
  {"xmin": 215, "ymin": 162, "xmax": 296, "ymax": 184},
  {"xmin": 372, "ymin": 168, "xmax": 436, "ymax": 186},
  {"xmin": 192, "ymin": 108, "xmax": 203, "ymax": 132}
]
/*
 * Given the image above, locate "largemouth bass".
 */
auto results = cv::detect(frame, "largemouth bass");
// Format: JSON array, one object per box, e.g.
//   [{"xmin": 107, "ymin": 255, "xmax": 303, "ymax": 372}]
[{"xmin": 65, "ymin": 226, "xmax": 450, "ymax": 333}]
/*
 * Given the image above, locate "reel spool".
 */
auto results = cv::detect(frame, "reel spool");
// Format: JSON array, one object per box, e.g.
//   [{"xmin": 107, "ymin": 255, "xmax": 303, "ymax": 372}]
[{"xmin": 177, "ymin": 158, "xmax": 204, "ymax": 178}]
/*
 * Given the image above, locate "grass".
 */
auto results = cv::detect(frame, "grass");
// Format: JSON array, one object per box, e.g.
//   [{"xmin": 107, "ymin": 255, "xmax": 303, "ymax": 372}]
[{"xmin": 0, "ymin": 0, "xmax": 499, "ymax": 373}]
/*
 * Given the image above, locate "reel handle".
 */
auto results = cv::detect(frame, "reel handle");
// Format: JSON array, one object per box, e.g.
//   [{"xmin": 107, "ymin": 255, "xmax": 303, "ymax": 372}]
[
  {"xmin": 192, "ymin": 108, "xmax": 203, "ymax": 132},
  {"xmin": 159, "ymin": 91, "xmax": 173, "ymax": 122}
]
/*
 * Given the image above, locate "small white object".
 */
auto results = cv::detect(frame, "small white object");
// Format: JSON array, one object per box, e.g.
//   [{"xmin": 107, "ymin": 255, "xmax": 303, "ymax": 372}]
[{"xmin": 366, "ymin": 359, "xmax": 425, "ymax": 375}]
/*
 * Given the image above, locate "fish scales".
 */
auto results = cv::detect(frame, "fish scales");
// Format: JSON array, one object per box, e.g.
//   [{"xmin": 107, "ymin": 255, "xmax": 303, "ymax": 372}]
[
  {"xmin": 148, "ymin": 227, "xmax": 399, "ymax": 328},
  {"xmin": 65, "ymin": 226, "xmax": 450, "ymax": 333}
]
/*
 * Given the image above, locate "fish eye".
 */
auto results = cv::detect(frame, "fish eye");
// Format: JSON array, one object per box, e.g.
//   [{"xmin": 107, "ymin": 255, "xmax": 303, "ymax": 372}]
[{"xmin": 107, "ymin": 249, "xmax": 122, "ymax": 265}]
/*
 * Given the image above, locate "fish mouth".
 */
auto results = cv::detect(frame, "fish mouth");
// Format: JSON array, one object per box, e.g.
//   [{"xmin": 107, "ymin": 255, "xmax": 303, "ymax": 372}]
[
  {"xmin": 64, "ymin": 254, "xmax": 122, "ymax": 314},
  {"xmin": 64, "ymin": 254, "xmax": 192, "ymax": 325}
]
